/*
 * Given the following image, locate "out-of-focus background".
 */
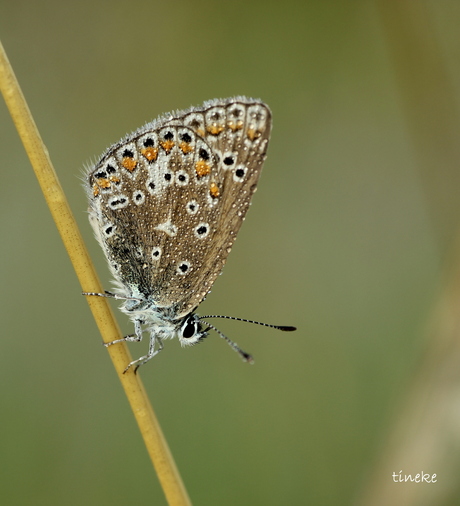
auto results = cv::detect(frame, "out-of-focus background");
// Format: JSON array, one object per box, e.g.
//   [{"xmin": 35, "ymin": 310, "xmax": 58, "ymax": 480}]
[{"xmin": 2, "ymin": 2, "xmax": 460, "ymax": 505}]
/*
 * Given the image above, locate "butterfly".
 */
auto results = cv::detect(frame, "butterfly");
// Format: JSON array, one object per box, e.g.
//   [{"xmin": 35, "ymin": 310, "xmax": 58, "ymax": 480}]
[{"xmin": 84, "ymin": 97, "xmax": 295, "ymax": 372}]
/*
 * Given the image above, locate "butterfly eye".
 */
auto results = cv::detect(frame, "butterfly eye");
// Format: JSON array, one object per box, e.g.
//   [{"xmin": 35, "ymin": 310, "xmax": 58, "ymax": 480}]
[
  {"xmin": 182, "ymin": 321, "xmax": 196, "ymax": 338},
  {"xmin": 179, "ymin": 315, "xmax": 205, "ymax": 346}
]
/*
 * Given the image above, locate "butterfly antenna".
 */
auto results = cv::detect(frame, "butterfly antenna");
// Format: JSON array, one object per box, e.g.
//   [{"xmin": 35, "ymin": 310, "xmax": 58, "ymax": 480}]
[
  {"xmin": 200, "ymin": 314, "xmax": 296, "ymax": 332},
  {"xmin": 201, "ymin": 320, "xmax": 254, "ymax": 364}
]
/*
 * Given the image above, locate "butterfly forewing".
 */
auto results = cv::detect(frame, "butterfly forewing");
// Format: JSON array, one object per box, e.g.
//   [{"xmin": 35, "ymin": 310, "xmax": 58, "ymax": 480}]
[{"xmin": 87, "ymin": 98, "xmax": 271, "ymax": 318}]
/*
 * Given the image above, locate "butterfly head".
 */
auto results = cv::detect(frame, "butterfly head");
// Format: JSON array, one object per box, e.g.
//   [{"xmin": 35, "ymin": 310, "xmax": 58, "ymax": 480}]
[{"xmin": 177, "ymin": 313, "xmax": 208, "ymax": 347}]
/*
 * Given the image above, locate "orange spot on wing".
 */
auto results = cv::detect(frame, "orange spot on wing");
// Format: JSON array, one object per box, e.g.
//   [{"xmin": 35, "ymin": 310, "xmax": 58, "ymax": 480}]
[
  {"xmin": 97, "ymin": 178, "xmax": 110, "ymax": 188},
  {"xmin": 179, "ymin": 142, "xmax": 194, "ymax": 154},
  {"xmin": 209, "ymin": 182, "xmax": 220, "ymax": 198},
  {"xmin": 228, "ymin": 120, "xmax": 243, "ymax": 131},
  {"xmin": 246, "ymin": 127, "xmax": 260, "ymax": 141},
  {"xmin": 141, "ymin": 147, "xmax": 158, "ymax": 161},
  {"xmin": 207, "ymin": 124, "xmax": 224, "ymax": 135},
  {"xmin": 122, "ymin": 157, "xmax": 137, "ymax": 171},
  {"xmin": 195, "ymin": 160, "xmax": 211, "ymax": 177},
  {"xmin": 160, "ymin": 140, "xmax": 175, "ymax": 153}
]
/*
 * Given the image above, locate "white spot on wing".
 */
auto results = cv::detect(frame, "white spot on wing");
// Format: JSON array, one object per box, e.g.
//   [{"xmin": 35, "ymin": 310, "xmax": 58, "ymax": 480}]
[{"xmin": 155, "ymin": 220, "xmax": 177, "ymax": 237}]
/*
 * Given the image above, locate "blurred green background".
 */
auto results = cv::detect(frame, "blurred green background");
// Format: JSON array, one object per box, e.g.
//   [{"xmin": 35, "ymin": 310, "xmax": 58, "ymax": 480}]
[{"xmin": 1, "ymin": 1, "xmax": 460, "ymax": 505}]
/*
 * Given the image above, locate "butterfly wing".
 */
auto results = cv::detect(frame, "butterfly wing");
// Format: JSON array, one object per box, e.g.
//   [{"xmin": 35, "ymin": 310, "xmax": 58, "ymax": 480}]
[{"xmin": 87, "ymin": 97, "xmax": 271, "ymax": 318}]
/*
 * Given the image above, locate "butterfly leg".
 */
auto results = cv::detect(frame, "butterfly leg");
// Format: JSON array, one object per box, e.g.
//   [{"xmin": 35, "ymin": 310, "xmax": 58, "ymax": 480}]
[
  {"xmin": 83, "ymin": 290, "xmax": 142, "ymax": 302},
  {"xmin": 103, "ymin": 319, "xmax": 143, "ymax": 348},
  {"xmin": 123, "ymin": 333, "xmax": 164, "ymax": 374}
]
